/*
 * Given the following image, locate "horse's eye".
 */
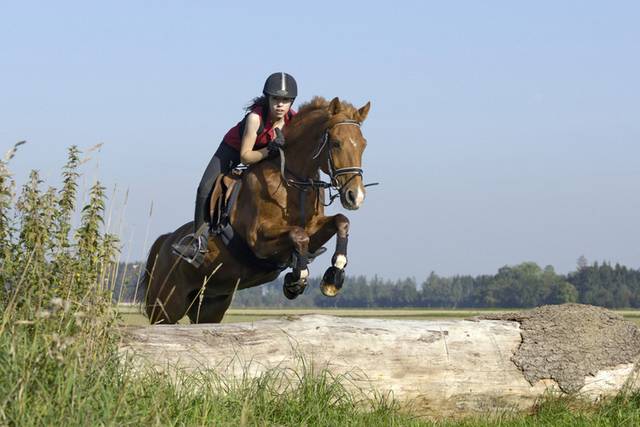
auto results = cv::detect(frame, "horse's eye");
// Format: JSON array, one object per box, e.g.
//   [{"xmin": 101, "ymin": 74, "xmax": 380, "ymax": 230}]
[{"xmin": 331, "ymin": 140, "xmax": 341, "ymax": 149}]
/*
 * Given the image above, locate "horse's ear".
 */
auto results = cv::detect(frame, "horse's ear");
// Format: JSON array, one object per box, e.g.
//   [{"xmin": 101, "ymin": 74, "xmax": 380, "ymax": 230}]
[
  {"xmin": 329, "ymin": 97, "xmax": 342, "ymax": 115},
  {"xmin": 357, "ymin": 102, "xmax": 371, "ymax": 122}
]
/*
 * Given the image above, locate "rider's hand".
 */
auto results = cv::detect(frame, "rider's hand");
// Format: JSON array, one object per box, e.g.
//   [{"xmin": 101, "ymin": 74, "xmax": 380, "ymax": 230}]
[{"xmin": 267, "ymin": 128, "xmax": 285, "ymax": 156}]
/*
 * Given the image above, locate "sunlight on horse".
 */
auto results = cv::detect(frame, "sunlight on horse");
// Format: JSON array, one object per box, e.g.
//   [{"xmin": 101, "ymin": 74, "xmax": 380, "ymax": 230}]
[{"xmin": 141, "ymin": 96, "xmax": 371, "ymax": 324}]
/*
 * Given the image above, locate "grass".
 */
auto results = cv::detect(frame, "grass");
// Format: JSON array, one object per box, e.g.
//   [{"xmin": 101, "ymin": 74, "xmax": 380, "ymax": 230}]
[
  {"xmin": 5, "ymin": 328, "xmax": 640, "ymax": 426},
  {"xmin": 2, "ymin": 145, "xmax": 640, "ymax": 426},
  {"xmin": 117, "ymin": 306, "xmax": 640, "ymax": 326},
  {"xmin": 118, "ymin": 306, "xmax": 515, "ymax": 325}
]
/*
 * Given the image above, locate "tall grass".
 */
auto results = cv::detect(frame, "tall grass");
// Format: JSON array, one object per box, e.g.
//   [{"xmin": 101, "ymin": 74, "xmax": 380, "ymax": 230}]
[
  {"xmin": 1, "ymin": 143, "xmax": 639, "ymax": 426},
  {"xmin": 0, "ymin": 144, "xmax": 416, "ymax": 426},
  {"xmin": 0, "ymin": 143, "xmax": 118, "ymax": 424}
]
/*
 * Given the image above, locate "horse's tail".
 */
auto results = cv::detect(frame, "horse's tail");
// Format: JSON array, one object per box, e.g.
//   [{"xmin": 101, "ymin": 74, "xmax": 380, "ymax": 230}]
[{"xmin": 139, "ymin": 233, "xmax": 171, "ymax": 316}]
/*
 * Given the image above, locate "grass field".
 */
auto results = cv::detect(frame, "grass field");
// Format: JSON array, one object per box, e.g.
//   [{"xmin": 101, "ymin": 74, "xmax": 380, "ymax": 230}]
[
  {"xmin": 118, "ymin": 306, "xmax": 640, "ymax": 326},
  {"xmin": 5, "ymin": 145, "xmax": 640, "ymax": 425}
]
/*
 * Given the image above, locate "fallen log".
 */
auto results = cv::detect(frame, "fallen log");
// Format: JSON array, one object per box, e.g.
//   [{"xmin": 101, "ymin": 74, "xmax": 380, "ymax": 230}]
[{"xmin": 119, "ymin": 304, "xmax": 640, "ymax": 417}]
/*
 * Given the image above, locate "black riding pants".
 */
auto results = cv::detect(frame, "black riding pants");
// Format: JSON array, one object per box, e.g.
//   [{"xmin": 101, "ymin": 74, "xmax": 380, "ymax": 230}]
[{"xmin": 194, "ymin": 142, "xmax": 241, "ymax": 234}]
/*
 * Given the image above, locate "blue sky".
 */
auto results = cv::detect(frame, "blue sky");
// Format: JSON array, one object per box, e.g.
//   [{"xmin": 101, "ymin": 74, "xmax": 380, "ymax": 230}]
[{"xmin": 2, "ymin": 1, "xmax": 639, "ymax": 279}]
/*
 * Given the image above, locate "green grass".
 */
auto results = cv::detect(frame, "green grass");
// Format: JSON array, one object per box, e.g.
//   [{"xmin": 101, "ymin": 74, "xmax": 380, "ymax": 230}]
[
  {"xmin": 4, "ymin": 318, "xmax": 640, "ymax": 427},
  {"xmin": 4, "ymin": 309, "xmax": 640, "ymax": 427},
  {"xmin": 3, "ymin": 146, "xmax": 640, "ymax": 425},
  {"xmin": 117, "ymin": 306, "xmax": 640, "ymax": 326}
]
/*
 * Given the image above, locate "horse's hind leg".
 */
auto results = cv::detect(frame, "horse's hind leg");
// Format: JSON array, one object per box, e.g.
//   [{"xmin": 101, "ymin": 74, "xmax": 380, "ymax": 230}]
[
  {"xmin": 307, "ymin": 214, "xmax": 350, "ymax": 297},
  {"xmin": 186, "ymin": 294, "xmax": 233, "ymax": 324},
  {"xmin": 146, "ymin": 282, "xmax": 189, "ymax": 324},
  {"xmin": 143, "ymin": 234, "xmax": 189, "ymax": 324}
]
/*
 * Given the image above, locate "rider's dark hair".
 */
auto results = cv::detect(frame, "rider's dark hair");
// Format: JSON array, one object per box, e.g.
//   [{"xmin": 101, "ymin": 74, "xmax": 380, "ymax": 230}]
[{"xmin": 244, "ymin": 95, "xmax": 268, "ymax": 113}]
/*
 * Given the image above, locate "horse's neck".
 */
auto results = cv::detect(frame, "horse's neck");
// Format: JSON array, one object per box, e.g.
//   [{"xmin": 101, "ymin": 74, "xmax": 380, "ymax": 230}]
[{"xmin": 283, "ymin": 115, "xmax": 327, "ymax": 179}]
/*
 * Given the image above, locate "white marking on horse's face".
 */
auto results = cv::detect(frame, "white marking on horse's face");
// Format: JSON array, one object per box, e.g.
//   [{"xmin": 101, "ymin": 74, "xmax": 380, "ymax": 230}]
[
  {"xmin": 348, "ymin": 137, "xmax": 358, "ymax": 147},
  {"xmin": 334, "ymin": 254, "xmax": 347, "ymax": 269},
  {"xmin": 354, "ymin": 187, "xmax": 365, "ymax": 208},
  {"xmin": 299, "ymin": 268, "xmax": 309, "ymax": 279}
]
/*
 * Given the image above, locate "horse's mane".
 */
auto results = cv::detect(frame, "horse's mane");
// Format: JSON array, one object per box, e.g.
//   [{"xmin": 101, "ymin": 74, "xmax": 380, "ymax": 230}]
[
  {"xmin": 294, "ymin": 96, "xmax": 359, "ymax": 120},
  {"xmin": 286, "ymin": 96, "xmax": 360, "ymax": 143}
]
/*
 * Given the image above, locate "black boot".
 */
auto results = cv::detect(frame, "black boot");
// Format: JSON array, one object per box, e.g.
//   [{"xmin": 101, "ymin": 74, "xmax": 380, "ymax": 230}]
[{"xmin": 171, "ymin": 229, "xmax": 209, "ymax": 267}]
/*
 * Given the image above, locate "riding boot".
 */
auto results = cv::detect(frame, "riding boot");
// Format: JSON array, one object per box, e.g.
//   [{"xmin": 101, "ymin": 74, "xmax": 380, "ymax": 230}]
[{"xmin": 171, "ymin": 227, "xmax": 210, "ymax": 267}]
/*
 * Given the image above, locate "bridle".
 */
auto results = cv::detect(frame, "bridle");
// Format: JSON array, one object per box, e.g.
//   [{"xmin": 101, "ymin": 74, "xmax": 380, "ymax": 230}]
[
  {"xmin": 277, "ymin": 119, "xmax": 378, "ymax": 206},
  {"xmin": 312, "ymin": 120, "xmax": 364, "ymax": 189}
]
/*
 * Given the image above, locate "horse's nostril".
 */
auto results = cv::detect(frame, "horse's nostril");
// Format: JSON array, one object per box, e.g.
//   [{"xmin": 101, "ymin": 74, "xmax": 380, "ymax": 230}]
[{"xmin": 346, "ymin": 190, "xmax": 356, "ymax": 205}]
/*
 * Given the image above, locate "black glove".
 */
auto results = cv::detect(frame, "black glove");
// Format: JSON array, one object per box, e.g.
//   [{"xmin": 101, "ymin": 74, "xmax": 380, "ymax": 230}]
[{"xmin": 267, "ymin": 128, "xmax": 285, "ymax": 156}]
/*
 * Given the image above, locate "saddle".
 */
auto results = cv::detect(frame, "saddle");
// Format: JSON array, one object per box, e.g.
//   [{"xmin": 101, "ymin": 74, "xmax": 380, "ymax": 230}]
[{"xmin": 208, "ymin": 169, "xmax": 243, "ymax": 232}]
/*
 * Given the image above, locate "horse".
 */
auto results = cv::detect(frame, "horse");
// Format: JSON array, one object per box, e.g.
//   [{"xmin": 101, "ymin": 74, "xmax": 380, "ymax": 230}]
[{"xmin": 141, "ymin": 96, "xmax": 371, "ymax": 324}]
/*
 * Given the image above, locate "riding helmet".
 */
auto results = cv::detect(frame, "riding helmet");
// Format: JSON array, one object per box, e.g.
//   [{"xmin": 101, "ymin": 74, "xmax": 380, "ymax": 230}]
[{"xmin": 263, "ymin": 72, "xmax": 297, "ymax": 99}]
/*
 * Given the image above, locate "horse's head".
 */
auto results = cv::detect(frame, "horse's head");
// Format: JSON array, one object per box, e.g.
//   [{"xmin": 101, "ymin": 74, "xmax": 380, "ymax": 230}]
[{"xmin": 322, "ymin": 97, "xmax": 371, "ymax": 210}]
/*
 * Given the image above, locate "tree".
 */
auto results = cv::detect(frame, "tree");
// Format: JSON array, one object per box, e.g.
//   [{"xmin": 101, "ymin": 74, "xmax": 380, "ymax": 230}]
[{"xmin": 577, "ymin": 255, "xmax": 588, "ymax": 270}]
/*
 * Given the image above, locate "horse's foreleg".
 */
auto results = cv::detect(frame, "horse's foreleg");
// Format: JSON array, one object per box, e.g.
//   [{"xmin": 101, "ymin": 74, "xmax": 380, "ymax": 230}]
[
  {"xmin": 253, "ymin": 225, "xmax": 310, "ymax": 299},
  {"xmin": 307, "ymin": 214, "xmax": 350, "ymax": 297}
]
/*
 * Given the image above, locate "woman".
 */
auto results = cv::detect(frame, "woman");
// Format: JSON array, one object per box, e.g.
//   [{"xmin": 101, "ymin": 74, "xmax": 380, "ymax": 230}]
[{"xmin": 172, "ymin": 72, "xmax": 298, "ymax": 266}]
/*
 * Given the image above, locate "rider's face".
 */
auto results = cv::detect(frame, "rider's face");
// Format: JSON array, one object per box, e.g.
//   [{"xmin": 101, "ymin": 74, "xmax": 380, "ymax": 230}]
[{"xmin": 268, "ymin": 96, "xmax": 293, "ymax": 120}]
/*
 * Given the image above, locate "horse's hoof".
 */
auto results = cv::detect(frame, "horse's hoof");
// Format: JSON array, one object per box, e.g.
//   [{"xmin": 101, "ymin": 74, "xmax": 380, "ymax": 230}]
[
  {"xmin": 283, "ymin": 273, "xmax": 307, "ymax": 300},
  {"xmin": 283, "ymin": 284, "xmax": 299, "ymax": 300},
  {"xmin": 320, "ymin": 266, "xmax": 345, "ymax": 297},
  {"xmin": 320, "ymin": 283, "xmax": 339, "ymax": 297}
]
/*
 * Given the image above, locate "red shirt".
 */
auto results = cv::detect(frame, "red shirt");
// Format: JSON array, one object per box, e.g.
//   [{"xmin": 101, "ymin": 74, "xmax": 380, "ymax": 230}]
[{"xmin": 223, "ymin": 105, "xmax": 297, "ymax": 151}]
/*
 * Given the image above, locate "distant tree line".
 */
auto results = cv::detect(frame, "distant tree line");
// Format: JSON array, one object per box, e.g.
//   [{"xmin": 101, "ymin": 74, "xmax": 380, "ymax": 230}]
[{"xmin": 112, "ymin": 259, "xmax": 640, "ymax": 309}]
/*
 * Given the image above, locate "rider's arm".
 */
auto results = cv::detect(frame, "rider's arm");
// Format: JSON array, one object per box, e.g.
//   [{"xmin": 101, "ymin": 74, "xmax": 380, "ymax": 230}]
[{"xmin": 239, "ymin": 113, "xmax": 269, "ymax": 165}]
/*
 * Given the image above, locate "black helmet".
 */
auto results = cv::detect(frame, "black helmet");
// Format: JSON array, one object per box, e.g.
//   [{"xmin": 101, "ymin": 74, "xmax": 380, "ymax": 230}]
[{"xmin": 263, "ymin": 72, "xmax": 297, "ymax": 99}]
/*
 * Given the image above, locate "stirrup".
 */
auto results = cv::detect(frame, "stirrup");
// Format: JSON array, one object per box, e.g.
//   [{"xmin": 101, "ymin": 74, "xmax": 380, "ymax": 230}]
[
  {"xmin": 171, "ymin": 234, "xmax": 207, "ymax": 267},
  {"xmin": 176, "ymin": 250, "xmax": 205, "ymax": 267}
]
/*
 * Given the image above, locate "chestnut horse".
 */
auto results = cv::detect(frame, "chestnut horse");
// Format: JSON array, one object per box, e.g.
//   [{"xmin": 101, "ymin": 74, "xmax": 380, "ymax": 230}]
[{"xmin": 142, "ymin": 96, "xmax": 371, "ymax": 323}]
